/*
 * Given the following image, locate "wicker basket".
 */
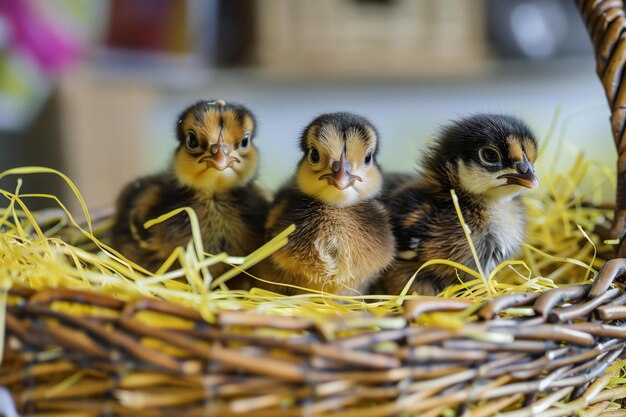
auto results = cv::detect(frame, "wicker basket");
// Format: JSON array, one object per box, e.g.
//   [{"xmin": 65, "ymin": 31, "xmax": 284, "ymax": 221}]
[
  {"xmin": 253, "ymin": 0, "xmax": 488, "ymax": 78},
  {"xmin": 4, "ymin": 1, "xmax": 626, "ymax": 416}
]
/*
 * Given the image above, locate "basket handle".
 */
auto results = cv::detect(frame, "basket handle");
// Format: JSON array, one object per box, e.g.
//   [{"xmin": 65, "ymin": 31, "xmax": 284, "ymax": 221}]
[{"xmin": 577, "ymin": 0, "xmax": 626, "ymax": 257}]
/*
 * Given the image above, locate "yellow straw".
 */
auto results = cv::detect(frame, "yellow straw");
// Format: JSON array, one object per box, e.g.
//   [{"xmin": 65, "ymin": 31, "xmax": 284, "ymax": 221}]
[{"xmin": 450, "ymin": 189, "xmax": 491, "ymax": 294}]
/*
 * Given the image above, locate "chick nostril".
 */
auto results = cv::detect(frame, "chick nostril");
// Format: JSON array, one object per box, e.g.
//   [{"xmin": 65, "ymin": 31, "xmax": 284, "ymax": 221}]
[
  {"xmin": 516, "ymin": 162, "xmax": 529, "ymax": 174},
  {"xmin": 331, "ymin": 160, "xmax": 353, "ymax": 173},
  {"xmin": 210, "ymin": 143, "xmax": 229, "ymax": 155}
]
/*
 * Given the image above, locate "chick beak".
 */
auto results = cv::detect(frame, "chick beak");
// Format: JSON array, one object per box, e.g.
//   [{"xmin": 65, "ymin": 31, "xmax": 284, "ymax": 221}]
[
  {"xmin": 319, "ymin": 150, "xmax": 362, "ymax": 190},
  {"xmin": 200, "ymin": 134, "xmax": 239, "ymax": 171},
  {"xmin": 497, "ymin": 153, "xmax": 539, "ymax": 189}
]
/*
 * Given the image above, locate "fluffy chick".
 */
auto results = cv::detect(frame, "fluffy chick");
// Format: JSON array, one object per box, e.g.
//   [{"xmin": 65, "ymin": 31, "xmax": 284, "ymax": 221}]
[
  {"xmin": 112, "ymin": 100, "xmax": 268, "ymax": 285},
  {"xmin": 380, "ymin": 114, "xmax": 538, "ymax": 295},
  {"xmin": 261, "ymin": 112, "xmax": 395, "ymax": 295}
]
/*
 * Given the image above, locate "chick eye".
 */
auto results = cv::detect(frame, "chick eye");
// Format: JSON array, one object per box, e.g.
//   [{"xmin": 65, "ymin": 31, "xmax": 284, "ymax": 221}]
[
  {"xmin": 364, "ymin": 151, "xmax": 373, "ymax": 166},
  {"xmin": 186, "ymin": 133, "xmax": 200, "ymax": 152},
  {"xmin": 308, "ymin": 147, "xmax": 320, "ymax": 164},
  {"xmin": 479, "ymin": 147, "xmax": 501, "ymax": 164},
  {"xmin": 241, "ymin": 131, "xmax": 250, "ymax": 148}
]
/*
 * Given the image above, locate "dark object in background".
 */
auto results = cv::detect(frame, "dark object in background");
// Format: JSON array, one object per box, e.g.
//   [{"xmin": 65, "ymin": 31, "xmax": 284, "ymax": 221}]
[
  {"xmin": 104, "ymin": 0, "xmax": 253, "ymax": 67},
  {"xmin": 214, "ymin": 0, "xmax": 255, "ymax": 66},
  {"xmin": 0, "ymin": 92, "xmax": 66, "ymax": 211},
  {"xmin": 105, "ymin": 0, "xmax": 190, "ymax": 53},
  {"xmin": 487, "ymin": 0, "xmax": 593, "ymax": 59}
]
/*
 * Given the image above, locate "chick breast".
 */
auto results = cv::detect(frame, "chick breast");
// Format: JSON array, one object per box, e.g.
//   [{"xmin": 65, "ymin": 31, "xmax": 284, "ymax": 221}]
[{"xmin": 261, "ymin": 186, "xmax": 395, "ymax": 295}]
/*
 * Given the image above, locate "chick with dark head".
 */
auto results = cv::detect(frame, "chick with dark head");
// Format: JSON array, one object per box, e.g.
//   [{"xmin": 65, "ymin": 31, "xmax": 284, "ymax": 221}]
[{"xmin": 380, "ymin": 114, "xmax": 538, "ymax": 295}]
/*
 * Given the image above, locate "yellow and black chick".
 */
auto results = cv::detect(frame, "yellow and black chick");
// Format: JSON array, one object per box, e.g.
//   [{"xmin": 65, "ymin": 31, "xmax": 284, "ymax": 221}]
[
  {"xmin": 261, "ymin": 112, "xmax": 395, "ymax": 295},
  {"xmin": 112, "ymin": 100, "xmax": 268, "ymax": 285},
  {"xmin": 380, "ymin": 114, "xmax": 538, "ymax": 295}
]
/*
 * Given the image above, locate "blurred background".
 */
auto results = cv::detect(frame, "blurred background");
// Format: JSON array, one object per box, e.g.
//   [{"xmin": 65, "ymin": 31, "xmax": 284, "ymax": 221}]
[{"xmin": 0, "ymin": 0, "xmax": 615, "ymax": 211}]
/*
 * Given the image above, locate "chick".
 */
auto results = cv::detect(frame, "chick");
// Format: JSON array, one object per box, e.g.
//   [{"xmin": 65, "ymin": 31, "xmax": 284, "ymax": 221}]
[
  {"xmin": 261, "ymin": 112, "xmax": 395, "ymax": 295},
  {"xmin": 112, "ymin": 100, "xmax": 268, "ymax": 285},
  {"xmin": 380, "ymin": 114, "xmax": 538, "ymax": 295}
]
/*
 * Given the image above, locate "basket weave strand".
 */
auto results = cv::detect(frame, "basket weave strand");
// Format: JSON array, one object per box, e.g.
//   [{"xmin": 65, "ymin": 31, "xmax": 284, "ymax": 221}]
[
  {"xmin": 577, "ymin": 0, "xmax": 626, "ymax": 256},
  {"xmin": 2, "ymin": 260, "xmax": 626, "ymax": 416}
]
